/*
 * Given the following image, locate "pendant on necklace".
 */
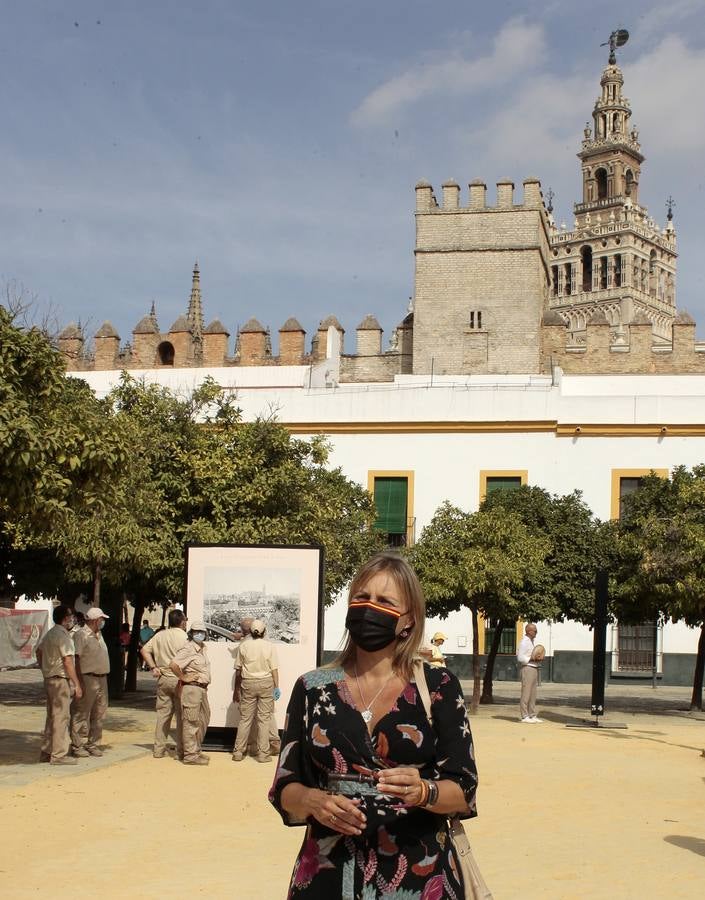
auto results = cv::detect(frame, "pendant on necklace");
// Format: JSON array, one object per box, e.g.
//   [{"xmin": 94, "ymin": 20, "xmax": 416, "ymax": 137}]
[{"xmin": 361, "ymin": 709, "xmax": 373, "ymax": 723}]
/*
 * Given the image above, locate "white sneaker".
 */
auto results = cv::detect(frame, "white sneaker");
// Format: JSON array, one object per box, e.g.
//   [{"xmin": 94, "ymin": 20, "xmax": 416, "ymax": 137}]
[
  {"xmin": 528, "ymin": 716, "xmax": 544, "ymax": 723},
  {"xmin": 520, "ymin": 717, "xmax": 536, "ymax": 723}
]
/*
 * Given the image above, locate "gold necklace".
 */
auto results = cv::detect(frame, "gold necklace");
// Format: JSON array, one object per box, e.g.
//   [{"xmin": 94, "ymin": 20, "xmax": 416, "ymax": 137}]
[{"xmin": 354, "ymin": 667, "xmax": 397, "ymax": 724}]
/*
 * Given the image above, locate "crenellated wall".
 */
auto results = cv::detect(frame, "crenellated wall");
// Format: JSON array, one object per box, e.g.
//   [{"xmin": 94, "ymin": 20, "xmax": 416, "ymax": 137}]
[
  {"xmin": 541, "ymin": 316, "xmax": 705, "ymax": 374},
  {"xmin": 412, "ymin": 177, "xmax": 551, "ymax": 376}
]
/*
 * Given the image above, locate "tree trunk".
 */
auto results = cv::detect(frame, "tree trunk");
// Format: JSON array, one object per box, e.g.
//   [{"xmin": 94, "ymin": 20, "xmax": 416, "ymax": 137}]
[
  {"xmin": 101, "ymin": 584, "xmax": 124, "ymax": 700},
  {"xmin": 124, "ymin": 596, "xmax": 145, "ymax": 692},
  {"xmin": 480, "ymin": 620, "xmax": 506, "ymax": 704},
  {"xmin": 690, "ymin": 621, "xmax": 705, "ymax": 711},
  {"xmin": 92, "ymin": 560, "xmax": 102, "ymax": 606},
  {"xmin": 160, "ymin": 602, "xmax": 168, "ymax": 627},
  {"xmin": 470, "ymin": 606, "xmax": 481, "ymax": 714}
]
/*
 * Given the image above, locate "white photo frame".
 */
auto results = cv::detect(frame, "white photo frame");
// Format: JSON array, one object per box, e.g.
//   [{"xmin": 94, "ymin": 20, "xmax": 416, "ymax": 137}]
[{"xmin": 184, "ymin": 544, "xmax": 324, "ymax": 737}]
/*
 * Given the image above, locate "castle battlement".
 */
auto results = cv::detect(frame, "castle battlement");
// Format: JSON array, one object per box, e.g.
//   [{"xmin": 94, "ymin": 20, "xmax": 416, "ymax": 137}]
[
  {"xmin": 59, "ymin": 53, "xmax": 700, "ymax": 384},
  {"xmin": 415, "ymin": 177, "xmax": 545, "ymax": 213}
]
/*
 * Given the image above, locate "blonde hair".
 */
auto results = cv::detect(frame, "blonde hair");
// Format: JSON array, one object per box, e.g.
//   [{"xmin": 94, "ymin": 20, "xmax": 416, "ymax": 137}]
[{"xmin": 333, "ymin": 551, "xmax": 426, "ymax": 681}]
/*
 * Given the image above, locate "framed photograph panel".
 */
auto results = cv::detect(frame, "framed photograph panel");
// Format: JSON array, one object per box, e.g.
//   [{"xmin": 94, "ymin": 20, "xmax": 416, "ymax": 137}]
[{"xmin": 184, "ymin": 544, "xmax": 324, "ymax": 736}]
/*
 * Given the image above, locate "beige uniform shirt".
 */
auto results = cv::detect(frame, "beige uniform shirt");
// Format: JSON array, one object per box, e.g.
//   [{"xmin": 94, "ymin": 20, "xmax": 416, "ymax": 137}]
[
  {"xmin": 74, "ymin": 625, "xmax": 111, "ymax": 675},
  {"xmin": 143, "ymin": 627, "xmax": 188, "ymax": 676},
  {"xmin": 37, "ymin": 625, "xmax": 74, "ymax": 678},
  {"xmin": 236, "ymin": 638, "xmax": 278, "ymax": 679},
  {"xmin": 172, "ymin": 642, "xmax": 211, "ymax": 684}
]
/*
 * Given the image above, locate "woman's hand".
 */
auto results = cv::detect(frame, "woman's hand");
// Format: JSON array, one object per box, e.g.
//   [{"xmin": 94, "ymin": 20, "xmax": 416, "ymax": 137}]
[
  {"xmin": 302, "ymin": 788, "xmax": 367, "ymax": 836},
  {"xmin": 376, "ymin": 766, "xmax": 424, "ymax": 806}
]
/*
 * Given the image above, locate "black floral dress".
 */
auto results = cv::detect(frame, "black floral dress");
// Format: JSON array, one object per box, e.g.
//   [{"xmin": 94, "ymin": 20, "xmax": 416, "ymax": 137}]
[{"xmin": 269, "ymin": 663, "xmax": 478, "ymax": 900}]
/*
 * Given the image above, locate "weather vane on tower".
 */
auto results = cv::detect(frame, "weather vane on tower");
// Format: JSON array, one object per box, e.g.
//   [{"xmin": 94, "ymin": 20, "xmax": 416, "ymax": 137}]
[{"xmin": 600, "ymin": 28, "xmax": 629, "ymax": 64}]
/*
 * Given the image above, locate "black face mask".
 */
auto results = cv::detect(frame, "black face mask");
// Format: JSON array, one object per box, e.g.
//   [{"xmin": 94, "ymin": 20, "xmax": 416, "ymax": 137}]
[{"xmin": 345, "ymin": 600, "xmax": 403, "ymax": 653}]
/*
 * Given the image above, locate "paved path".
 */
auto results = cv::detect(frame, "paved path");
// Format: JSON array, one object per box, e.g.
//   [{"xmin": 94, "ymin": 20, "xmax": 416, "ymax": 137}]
[{"xmin": 1, "ymin": 667, "xmax": 704, "ymax": 899}]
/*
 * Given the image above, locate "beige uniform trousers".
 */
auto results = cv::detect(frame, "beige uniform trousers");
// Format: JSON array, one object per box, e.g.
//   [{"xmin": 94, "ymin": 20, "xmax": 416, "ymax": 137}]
[
  {"xmin": 247, "ymin": 708, "xmax": 280, "ymax": 755},
  {"xmin": 154, "ymin": 675, "xmax": 183, "ymax": 757},
  {"xmin": 234, "ymin": 675, "xmax": 274, "ymax": 757},
  {"xmin": 41, "ymin": 677, "xmax": 71, "ymax": 761},
  {"xmin": 70, "ymin": 674, "xmax": 108, "ymax": 752},
  {"xmin": 180, "ymin": 684, "xmax": 210, "ymax": 762},
  {"xmin": 519, "ymin": 665, "xmax": 539, "ymax": 719}
]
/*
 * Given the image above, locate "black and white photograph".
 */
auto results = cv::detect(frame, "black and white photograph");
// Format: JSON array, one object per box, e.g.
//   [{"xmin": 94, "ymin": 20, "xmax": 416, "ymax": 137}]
[
  {"xmin": 203, "ymin": 566, "xmax": 301, "ymax": 644},
  {"xmin": 184, "ymin": 544, "xmax": 324, "ymax": 729}
]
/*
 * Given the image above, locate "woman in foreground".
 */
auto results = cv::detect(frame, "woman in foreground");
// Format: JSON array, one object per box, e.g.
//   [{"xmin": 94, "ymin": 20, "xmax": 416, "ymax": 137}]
[{"xmin": 269, "ymin": 551, "xmax": 478, "ymax": 899}]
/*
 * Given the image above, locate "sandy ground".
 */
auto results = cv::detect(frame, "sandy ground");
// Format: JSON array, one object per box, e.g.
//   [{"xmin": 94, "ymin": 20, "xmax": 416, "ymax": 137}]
[{"xmin": 1, "ymin": 671, "xmax": 703, "ymax": 900}]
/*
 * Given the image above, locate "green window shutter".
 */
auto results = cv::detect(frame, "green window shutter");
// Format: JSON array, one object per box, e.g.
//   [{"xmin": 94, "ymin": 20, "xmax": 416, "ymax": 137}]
[
  {"xmin": 618, "ymin": 477, "xmax": 643, "ymax": 520},
  {"xmin": 486, "ymin": 476, "xmax": 523, "ymax": 494},
  {"xmin": 373, "ymin": 478, "xmax": 408, "ymax": 534}
]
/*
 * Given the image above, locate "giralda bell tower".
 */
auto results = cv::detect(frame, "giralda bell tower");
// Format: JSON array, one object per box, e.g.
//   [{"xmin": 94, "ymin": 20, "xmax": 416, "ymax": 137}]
[{"xmin": 548, "ymin": 31, "xmax": 678, "ymax": 346}]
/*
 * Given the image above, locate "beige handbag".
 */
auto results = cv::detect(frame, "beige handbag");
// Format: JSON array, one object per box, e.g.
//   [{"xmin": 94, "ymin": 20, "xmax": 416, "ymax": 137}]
[{"xmin": 413, "ymin": 662, "xmax": 493, "ymax": 900}]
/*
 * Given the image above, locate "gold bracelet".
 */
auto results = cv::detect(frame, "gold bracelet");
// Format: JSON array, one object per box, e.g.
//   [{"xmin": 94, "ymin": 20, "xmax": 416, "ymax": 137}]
[{"xmin": 415, "ymin": 780, "xmax": 429, "ymax": 807}]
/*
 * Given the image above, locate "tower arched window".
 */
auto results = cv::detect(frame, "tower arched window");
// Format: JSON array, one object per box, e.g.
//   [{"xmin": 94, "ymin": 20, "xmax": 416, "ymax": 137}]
[
  {"xmin": 625, "ymin": 170, "xmax": 634, "ymax": 197},
  {"xmin": 157, "ymin": 341, "xmax": 175, "ymax": 366},
  {"xmin": 595, "ymin": 168, "xmax": 608, "ymax": 200},
  {"xmin": 581, "ymin": 246, "xmax": 593, "ymax": 292}
]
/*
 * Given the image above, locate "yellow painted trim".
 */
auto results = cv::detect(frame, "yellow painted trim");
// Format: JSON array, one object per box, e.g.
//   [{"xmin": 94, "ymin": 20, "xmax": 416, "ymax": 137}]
[
  {"xmin": 479, "ymin": 470, "xmax": 528, "ymax": 504},
  {"xmin": 556, "ymin": 424, "xmax": 705, "ymax": 437},
  {"xmin": 368, "ymin": 470, "xmax": 416, "ymax": 546},
  {"xmin": 477, "ymin": 611, "xmax": 485, "ymax": 655},
  {"xmin": 610, "ymin": 468, "xmax": 669, "ymax": 520},
  {"xmin": 288, "ymin": 421, "xmax": 556, "ymax": 435},
  {"xmin": 281, "ymin": 420, "xmax": 705, "ymax": 437}
]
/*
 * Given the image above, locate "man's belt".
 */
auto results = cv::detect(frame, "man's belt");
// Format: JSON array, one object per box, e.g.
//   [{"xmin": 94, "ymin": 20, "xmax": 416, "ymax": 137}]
[
  {"xmin": 83, "ymin": 672, "xmax": 108, "ymax": 677},
  {"xmin": 183, "ymin": 681, "xmax": 209, "ymax": 689}
]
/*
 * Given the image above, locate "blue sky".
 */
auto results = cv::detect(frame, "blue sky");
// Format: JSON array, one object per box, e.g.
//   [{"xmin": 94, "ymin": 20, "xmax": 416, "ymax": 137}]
[{"xmin": 3, "ymin": 1, "xmax": 705, "ymax": 352}]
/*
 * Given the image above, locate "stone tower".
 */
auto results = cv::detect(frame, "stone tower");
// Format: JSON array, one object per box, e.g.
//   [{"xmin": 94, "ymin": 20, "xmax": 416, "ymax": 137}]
[
  {"xmin": 412, "ymin": 177, "xmax": 550, "ymax": 375},
  {"xmin": 548, "ymin": 50, "xmax": 677, "ymax": 345}
]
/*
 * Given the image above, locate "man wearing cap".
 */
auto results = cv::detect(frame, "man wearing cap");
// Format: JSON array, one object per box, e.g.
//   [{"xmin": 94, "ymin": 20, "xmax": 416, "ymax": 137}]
[
  {"xmin": 232, "ymin": 619, "xmax": 279, "ymax": 764},
  {"xmin": 36, "ymin": 604, "xmax": 83, "ymax": 765},
  {"xmin": 140, "ymin": 609, "xmax": 188, "ymax": 759},
  {"xmin": 237, "ymin": 616, "xmax": 280, "ymax": 757},
  {"xmin": 70, "ymin": 607, "xmax": 111, "ymax": 758},
  {"xmin": 170, "ymin": 621, "xmax": 211, "ymax": 765},
  {"xmin": 429, "ymin": 632, "xmax": 447, "ymax": 668}
]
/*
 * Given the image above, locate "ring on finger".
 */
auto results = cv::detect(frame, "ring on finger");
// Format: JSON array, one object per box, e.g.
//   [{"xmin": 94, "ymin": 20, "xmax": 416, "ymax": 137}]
[{"xmin": 330, "ymin": 814, "xmax": 337, "ymax": 823}]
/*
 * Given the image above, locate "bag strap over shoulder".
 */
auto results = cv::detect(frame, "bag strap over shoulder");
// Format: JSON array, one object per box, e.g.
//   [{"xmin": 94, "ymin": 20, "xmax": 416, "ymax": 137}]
[
  {"xmin": 413, "ymin": 660, "xmax": 433, "ymax": 727},
  {"xmin": 413, "ymin": 661, "xmax": 493, "ymax": 900}
]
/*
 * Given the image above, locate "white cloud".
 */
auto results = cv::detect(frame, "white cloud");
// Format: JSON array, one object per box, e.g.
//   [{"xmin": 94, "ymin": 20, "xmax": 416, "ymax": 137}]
[
  {"xmin": 626, "ymin": 35, "xmax": 705, "ymax": 155},
  {"xmin": 350, "ymin": 18, "xmax": 546, "ymax": 128},
  {"xmin": 636, "ymin": 0, "xmax": 705, "ymax": 45}
]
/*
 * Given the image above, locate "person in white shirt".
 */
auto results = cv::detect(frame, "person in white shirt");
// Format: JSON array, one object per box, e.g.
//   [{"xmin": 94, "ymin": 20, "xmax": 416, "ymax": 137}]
[{"xmin": 516, "ymin": 623, "xmax": 543, "ymax": 723}]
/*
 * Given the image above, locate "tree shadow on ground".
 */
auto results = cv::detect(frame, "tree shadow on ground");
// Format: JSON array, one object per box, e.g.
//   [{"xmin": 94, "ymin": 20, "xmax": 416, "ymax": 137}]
[
  {"xmin": 664, "ymin": 835, "xmax": 705, "ymax": 857},
  {"xmin": 0, "ymin": 729, "xmax": 43, "ymax": 764},
  {"xmin": 0, "ymin": 685, "xmax": 46, "ymax": 706}
]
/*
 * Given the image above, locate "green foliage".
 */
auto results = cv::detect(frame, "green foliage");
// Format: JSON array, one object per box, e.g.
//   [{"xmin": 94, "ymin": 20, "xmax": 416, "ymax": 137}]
[
  {"xmin": 617, "ymin": 467, "xmax": 705, "ymax": 627},
  {"xmin": 0, "ymin": 307, "xmax": 125, "ymax": 526},
  {"xmin": 482, "ymin": 485, "xmax": 603, "ymax": 624},
  {"xmin": 408, "ymin": 501, "xmax": 550, "ymax": 622}
]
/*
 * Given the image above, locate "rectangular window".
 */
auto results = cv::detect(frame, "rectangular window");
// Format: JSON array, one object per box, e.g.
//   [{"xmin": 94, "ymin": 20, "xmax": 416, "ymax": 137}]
[
  {"xmin": 485, "ymin": 475, "xmax": 523, "ymax": 494},
  {"xmin": 618, "ymin": 476, "xmax": 643, "ymax": 520},
  {"xmin": 484, "ymin": 621, "xmax": 517, "ymax": 655},
  {"xmin": 372, "ymin": 476, "xmax": 410, "ymax": 547},
  {"xmin": 616, "ymin": 623, "xmax": 657, "ymax": 672},
  {"xmin": 614, "ymin": 254, "xmax": 622, "ymax": 287},
  {"xmin": 469, "ymin": 311, "xmax": 474, "ymax": 329},
  {"xmin": 480, "ymin": 470, "xmax": 528, "ymax": 505}
]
